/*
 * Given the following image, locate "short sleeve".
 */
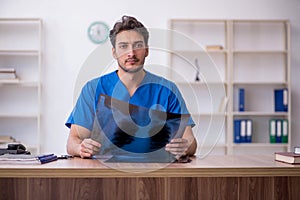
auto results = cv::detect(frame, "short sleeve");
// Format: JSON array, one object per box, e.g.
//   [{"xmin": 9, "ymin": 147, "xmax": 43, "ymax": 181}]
[
  {"xmin": 65, "ymin": 80, "xmax": 98, "ymax": 130},
  {"xmin": 167, "ymin": 82, "xmax": 195, "ymax": 127}
]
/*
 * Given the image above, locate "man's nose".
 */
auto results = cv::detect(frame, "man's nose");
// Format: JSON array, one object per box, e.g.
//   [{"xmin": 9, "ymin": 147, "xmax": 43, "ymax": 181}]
[{"xmin": 126, "ymin": 46, "xmax": 136, "ymax": 56}]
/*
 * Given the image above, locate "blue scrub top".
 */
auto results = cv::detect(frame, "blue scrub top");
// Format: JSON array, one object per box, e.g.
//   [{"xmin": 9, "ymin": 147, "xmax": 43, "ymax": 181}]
[{"xmin": 65, "ymin": 70, "xmax": 194, "ymax": 130}]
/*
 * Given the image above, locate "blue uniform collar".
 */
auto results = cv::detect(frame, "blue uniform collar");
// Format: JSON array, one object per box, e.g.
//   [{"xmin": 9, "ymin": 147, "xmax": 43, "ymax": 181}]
[{"xmin": 110, "ymin": 69, "xmax": 151, "ymax": 101}]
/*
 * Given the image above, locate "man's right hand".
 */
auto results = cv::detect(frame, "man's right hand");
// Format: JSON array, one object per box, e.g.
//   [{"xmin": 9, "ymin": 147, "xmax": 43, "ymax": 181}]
[
  {"xmin": 79, "ymin": 138, "xmax": 101, "ymax": 158},
  {"xmin": 67, "ymin": 124, "xmax": 101, "ymax": 158}
]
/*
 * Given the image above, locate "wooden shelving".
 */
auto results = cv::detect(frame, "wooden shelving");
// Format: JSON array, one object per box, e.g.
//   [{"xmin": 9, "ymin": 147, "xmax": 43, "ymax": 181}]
[
  {"xmin": 0, "ymin": 18, "xmax": 42, "ymax": 154},
  {"xmin": 169, "ymin": 19, "xmax": 290, "ymax": 155}
]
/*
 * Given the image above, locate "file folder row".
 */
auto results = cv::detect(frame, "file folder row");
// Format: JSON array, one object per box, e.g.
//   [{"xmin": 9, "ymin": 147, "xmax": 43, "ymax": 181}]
[
  {"xmin": 269, "ymin": 119, "xmax": 288, "ymax": 143},
  {"xmin": 234, "ymin": 119, "xmax": 252, "ymax": 143},
  {"xmin": 237, "ymin": 88, "xmax": 288, "ymax": 112}
]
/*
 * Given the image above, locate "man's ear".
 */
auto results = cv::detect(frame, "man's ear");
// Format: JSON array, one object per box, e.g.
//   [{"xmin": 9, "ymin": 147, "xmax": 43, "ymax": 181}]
[
  {"xmin": 145, "ymin": 47, "xmax": 149, "ymax": 57},
  {"xmin": 112, "ymin": 47, "xmax": 117, "ymax": 59}
]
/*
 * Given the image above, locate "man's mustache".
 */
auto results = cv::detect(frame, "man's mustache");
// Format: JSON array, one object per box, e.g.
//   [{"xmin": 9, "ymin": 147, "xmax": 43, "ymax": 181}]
[{"xmin": 125, "ymin": 57, "xmax": 139, "ymax": 63}]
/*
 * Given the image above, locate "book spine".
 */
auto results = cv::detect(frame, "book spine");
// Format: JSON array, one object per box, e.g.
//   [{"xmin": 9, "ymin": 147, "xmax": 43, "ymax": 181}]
[
  {"xmin": 246, "ymin": 119, "xmax": 252, "ymax": 143},
  {"xmin": 0, "ymin": 68, "xmax": 16, "ymax": 73},
  {"xmin": 240, "ymin": 120, "xmax": 246, "ymax": 143},
  {"xmin": 294, "ymin": 147, "xmax": 300, "ymax": 154},
  {"xmin": 276, "ymin": 120, "xmax": 282, "ymax": 143},
  {"xmin": 274, "ymin": 88, "xmax": 288, "ymax": 112},
  {"xmin": 239, "ymin": 88, "xmax": 245, "ymax": 112},
  {"xmin": 234, "ymin": 119, "xmax": 241, "ymax": 143},
  {"xmin": 283, "ymin": 89, "xmax": 288, "ymax": 112},
  {"xmin": 269, "ymin": 119, "xmax": 276, "ymax": 143},
  {"xmin": 281, "ymin": 119, "xmax": 288, "ymax": 143}
]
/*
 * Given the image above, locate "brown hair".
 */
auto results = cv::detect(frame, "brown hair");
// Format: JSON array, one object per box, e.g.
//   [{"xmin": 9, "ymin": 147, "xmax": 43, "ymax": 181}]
[{"xmin": 109, "ymin": 15, "xmax": 149, "ymax": 48}]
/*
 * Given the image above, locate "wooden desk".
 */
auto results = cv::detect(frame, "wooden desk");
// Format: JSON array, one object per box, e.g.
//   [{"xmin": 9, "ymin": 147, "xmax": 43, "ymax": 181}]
[{"xmin": 0, "ymin": 155, "xmax": 300, "ymax": 200}]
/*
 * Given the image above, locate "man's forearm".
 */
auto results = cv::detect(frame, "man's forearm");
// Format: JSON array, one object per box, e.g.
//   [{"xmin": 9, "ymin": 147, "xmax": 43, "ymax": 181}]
[
  {"xmin": 186, "ymin": 137, "xmax": 197, "ymax": 156},
  {"xmin": 67, "ymin": 124, "xmax": 92, "ymax": 157},
  {"xmin": 66, "ymin": 136, "xmax": 82, "ymax": 157}
]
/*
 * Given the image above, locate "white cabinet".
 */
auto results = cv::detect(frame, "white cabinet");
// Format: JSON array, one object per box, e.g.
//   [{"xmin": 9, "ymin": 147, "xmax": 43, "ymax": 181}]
[
  {"xmin": 0, "ymin": 18, "xmax": 42, "ymax": 154},
  {"xmin": 169, "ymin": 19, "xmax": 290, "ymax": 155}
]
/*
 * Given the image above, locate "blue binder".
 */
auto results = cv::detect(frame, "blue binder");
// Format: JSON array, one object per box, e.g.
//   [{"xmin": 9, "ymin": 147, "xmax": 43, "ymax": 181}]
[
  {"xmin": 245, "ymin": 119, "xmax": 252, "ymax": 143},
  {"xmin": 239, "ymin": 88, "xmax": 245, "ymax": 112},
  {"xmin": 234, "ymin": 119, "xmax": 252, "ymax": 143},
  {"xmin": 274, "ymin": 88, "xmax": 288, "ymax": 112},
  {"xmin": 239, "ymin": 120, "xmax": 247, "ymax": 143},
  {"xmin": 234, "ymin": 119, "xmax": 241, "ymax": 143},
  {"xmin": 276, "ymin": 120, "xmax": 282, "ymax": 143}
]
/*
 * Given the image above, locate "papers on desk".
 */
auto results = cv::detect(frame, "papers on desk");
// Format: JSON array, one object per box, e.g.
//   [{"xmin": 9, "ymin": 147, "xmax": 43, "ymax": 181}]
[{"xmin": 0, "ymin": 153, "xmax": 58, "ymax": 164}]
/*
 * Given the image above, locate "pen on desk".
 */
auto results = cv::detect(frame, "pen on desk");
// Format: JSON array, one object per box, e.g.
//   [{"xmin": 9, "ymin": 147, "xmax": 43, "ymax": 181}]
[
  {"xmin": 37, "ymin": 154, "xmax": 54, "ymax": 160},
  {"xmin": 39, "ymin": 154, "xmax": 58, "ymax": 164},
  {"xmin": 37, "ymin": 154, "xmax": 58, "ymax": 164}
]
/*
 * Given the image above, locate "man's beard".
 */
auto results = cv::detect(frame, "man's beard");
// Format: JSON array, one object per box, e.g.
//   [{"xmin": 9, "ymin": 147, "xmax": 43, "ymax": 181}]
[{"xmin": 117, "ymin": 60, "xmax": 144, "ymax": 73}]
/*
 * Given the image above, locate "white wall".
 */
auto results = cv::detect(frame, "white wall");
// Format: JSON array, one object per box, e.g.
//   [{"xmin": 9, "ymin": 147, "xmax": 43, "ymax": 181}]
[{"xmin": 1, "ymin": 0, "xmax": 300, "ymax": 154}]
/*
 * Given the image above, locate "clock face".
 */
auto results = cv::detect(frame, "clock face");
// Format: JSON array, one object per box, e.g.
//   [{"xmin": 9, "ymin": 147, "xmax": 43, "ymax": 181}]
[{"xmin": 88, "ymin": 21, "xmax": 109, "ymax": 44}]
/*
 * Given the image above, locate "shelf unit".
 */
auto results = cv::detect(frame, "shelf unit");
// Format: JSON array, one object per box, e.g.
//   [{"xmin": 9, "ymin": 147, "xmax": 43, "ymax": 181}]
[
  {"xmin": 168, "ymin": 19, "xmax": 290, "ymax": 156},
  {"xmin": 0, "ymin": 18, "xmax": 42, "ymax": 154}
]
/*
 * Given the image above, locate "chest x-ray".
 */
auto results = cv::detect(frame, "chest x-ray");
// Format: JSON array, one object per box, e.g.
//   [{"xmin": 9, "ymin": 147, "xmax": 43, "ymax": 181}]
[{"xmin": 91, "ymin": 94, "xmax": 190, "ymax": 163}]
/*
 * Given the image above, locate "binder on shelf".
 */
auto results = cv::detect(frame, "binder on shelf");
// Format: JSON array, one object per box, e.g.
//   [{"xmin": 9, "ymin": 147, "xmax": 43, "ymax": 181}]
[
  {"xmin": 240, "ymin": 120, "xmax": 246, "ymax": 143},
  {"xmin": 0, "ymin": 68, "xmax": 17, "ymax": 80},
  {"xmin": 269, "ymin": 119, "xmax": 276, "ymax": 143},
  {"xmin": 274, "ymin": 88, "xmax": 288, "ymax": 112},
  {"xmin": 239, "ymin": 88, "xmax": 245, "ymax": 112},
  {"xmin": 246, "ymin": 119, "xmax": 252, "ymax": 143},
  {"xmin": 233, "ymin": 119, "xmax": 252, "ymax": 143},
  {"xmin": 269, "ymin": 119, "xmax": 288, "ymax": 144},
  {"xmin": 281, "ymin": 119, "xmax": 288, "ymax": 143},
  {"xmin": 234, "ymin": 119, "xmax": 241, "ymax": 143},
  {"xmin": 276, "ymin": 120, "xmax": 282, "ymax": 143}
]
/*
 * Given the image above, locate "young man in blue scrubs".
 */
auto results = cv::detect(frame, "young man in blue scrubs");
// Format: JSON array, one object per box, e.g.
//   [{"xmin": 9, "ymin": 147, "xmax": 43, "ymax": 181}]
[{"xmin": 66, "ymin": 16, "xmax": 197, "ymax": 159}]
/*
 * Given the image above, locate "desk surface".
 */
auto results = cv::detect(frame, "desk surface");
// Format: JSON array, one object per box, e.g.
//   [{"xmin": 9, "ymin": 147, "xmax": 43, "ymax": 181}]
[{"xmin": 0, "ymin": 154, "xmax": 299, "ymax": 178}]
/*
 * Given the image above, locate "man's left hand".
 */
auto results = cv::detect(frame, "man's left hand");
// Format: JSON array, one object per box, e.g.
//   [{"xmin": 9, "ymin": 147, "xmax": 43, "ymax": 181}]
[{"xmin": 165, "ymin": 138, "xmax": 189, "ymax": 159}]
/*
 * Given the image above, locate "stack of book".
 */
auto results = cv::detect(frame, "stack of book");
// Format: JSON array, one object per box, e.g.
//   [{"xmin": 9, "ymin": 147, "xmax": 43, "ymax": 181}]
[
  {"xmin": 0, "ymin": 153, "xmax": 58, "ymax": 165},
  {"xmin": 275, "ymin": 147, "xmax": 300, "ymax": 164},
  {"xmin": 205, "ymin": 45, "xmax": 223, "ymax": 51},
  {"xmin": 0, "ymin": 68, "xmax": 18, "ymax": 82}
]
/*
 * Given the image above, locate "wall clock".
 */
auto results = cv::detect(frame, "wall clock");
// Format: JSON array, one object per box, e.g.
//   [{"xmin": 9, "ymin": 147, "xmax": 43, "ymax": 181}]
[{"xmin": 87, "ymin": 21, "xmax": 109, "ymax": 44}]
